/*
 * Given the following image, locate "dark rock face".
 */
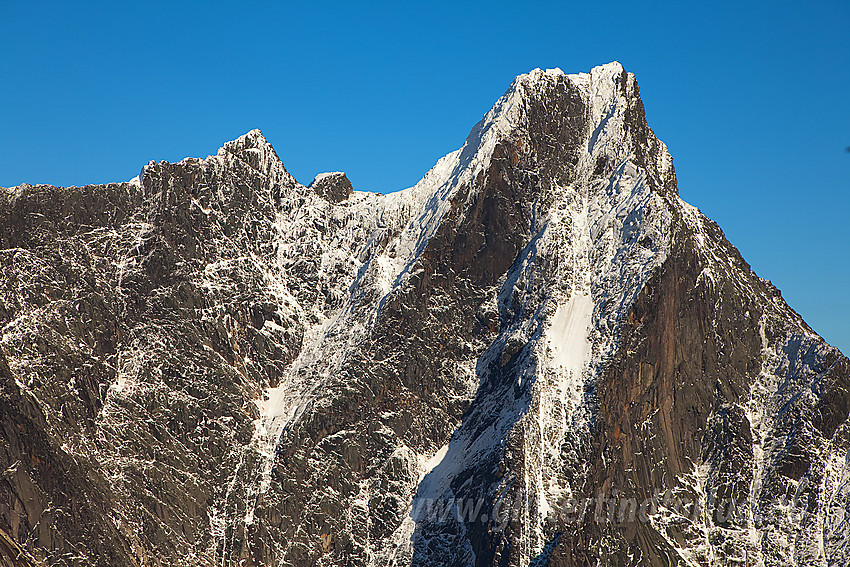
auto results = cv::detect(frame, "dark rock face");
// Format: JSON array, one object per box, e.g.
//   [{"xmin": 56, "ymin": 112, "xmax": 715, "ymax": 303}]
[
  {"xmin": 1, "ymin": 64, "xmax": 848, "ymax": 567},
  {"xmin": 309, "ymin": 172, "xmax": 353, "ymax": 203},
  {"xmin": 0, "ymin": 132, "xmax": 305, "ymax": 566}
]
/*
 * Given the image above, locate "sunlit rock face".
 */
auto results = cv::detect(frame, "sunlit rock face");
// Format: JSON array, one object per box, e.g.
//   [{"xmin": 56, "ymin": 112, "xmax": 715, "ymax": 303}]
[{"xmin": 1, "ymin": 63, "xmax": 848, "ymax": 567}]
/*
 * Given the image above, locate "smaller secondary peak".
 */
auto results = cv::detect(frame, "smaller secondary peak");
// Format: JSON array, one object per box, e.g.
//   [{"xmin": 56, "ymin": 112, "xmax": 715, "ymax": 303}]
[
  {"xmin": 218, "ymin": 128, "xmax": 274, "ymax": 156},
  {"xmin": 215, "ymin": 129, "xmax": 295, "ymax": 186},
  {"xmin": 309, "ymin": 171, "xmax": 353, "ymax": 203}
]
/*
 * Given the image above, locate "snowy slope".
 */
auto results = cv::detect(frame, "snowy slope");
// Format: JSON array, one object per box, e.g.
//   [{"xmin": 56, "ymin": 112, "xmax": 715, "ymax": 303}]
[{"xmin": 0, "ymin": 63, "xmax": 848, "ymax": 567}]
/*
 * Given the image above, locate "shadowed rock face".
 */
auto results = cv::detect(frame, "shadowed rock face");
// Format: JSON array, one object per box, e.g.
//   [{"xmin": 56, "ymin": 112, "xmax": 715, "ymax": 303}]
[{"xmin": 1, "ymin": 64, "xmax": 848, "ymax": 567}]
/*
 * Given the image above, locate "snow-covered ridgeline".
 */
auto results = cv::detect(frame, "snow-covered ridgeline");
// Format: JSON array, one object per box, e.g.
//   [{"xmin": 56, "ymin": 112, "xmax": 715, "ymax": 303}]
[
  {"xmin": 392, "ymin": 62, "xmax": 678, "ymax": 562},
  {"xmin": 248, "ymin": 63, "xmax": 546, "ymax": 505},
  {"xmin": 206, "ymin": 62, "xmax": 846, "ymax": 566},
  {"xmin": 234, "ymin": 87, "xmax": 537, "ymax": 539},
  {"xmin": 4, "ymin": 59, "xmax": 847, "ymax": 567}
]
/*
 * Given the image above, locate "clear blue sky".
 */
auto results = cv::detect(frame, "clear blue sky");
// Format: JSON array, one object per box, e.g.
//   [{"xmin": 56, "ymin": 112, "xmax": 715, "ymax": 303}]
[{"xmin": 2, "ymin": 1, "xmax": 848, "ymax": 353}]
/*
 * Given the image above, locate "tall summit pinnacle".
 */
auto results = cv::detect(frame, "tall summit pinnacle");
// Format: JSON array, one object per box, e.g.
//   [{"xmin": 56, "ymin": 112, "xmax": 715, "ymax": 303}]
[{"xmin": 1, "ymin": 63, "xmax": 847, "ymax": 567}]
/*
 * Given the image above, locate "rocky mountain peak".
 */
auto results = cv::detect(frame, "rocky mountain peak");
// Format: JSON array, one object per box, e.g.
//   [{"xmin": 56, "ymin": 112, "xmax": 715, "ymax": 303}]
[
  {"xmin": 213, "ymin": 128, "xmax": 296, "ymax": 188},
  {"xmin": 0, "ymin": 64, "xmax": 847, "ymax": 567},
  {"xmin": 218, "ymin": 127, "xmax": 276, "ymax": 159}
]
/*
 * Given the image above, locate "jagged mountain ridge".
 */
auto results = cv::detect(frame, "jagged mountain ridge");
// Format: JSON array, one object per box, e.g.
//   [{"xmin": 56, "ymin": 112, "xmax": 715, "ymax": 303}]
[{"xmin": 1, "ymin": 62, "xmax": 848, "ymax": 567}]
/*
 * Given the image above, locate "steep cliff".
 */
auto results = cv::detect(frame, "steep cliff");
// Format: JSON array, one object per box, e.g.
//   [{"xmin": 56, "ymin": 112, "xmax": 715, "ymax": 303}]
[{"xmin": 1, "ymin": 63, "xmax": 847, "ymax": 566}]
